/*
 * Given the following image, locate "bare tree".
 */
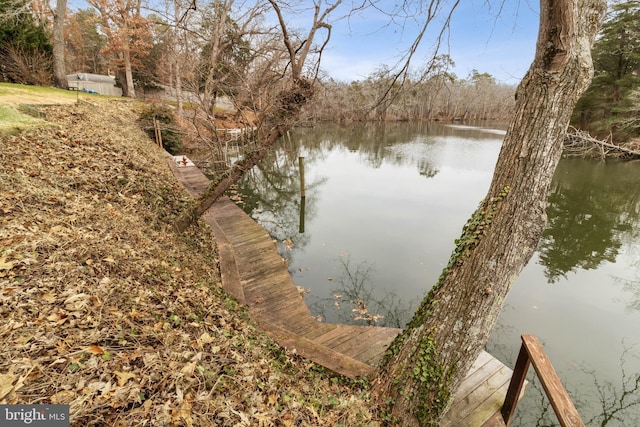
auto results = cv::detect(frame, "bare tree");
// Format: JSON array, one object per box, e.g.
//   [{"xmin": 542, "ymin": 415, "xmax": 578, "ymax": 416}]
[
  {"xmin": 371, "ymin": 1, "xmax": 607, "ymax": 425},
  {"xmin": 172, "ymin": 0, "xmax": 185, "ymax": 115},
  {"xmin": 88, "ymin": 0, "xmax": 151, "ymax": 97},
  {"xmin": 175, "ymin": 0, "xmax": 342, "ymax": 231}
]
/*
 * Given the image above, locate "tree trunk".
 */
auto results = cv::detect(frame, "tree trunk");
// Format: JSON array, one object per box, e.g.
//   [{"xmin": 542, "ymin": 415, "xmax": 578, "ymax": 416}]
[
  {"xmin": 174, "ymin": 78, "xmax": 314, "ymax": 232},
  {"xmin": 174, "ymin": 1, "xmax": 183, "ymax": 115},
  {"xmin": 175, "ymin": 60, "xmax": 183, "ymax": 115},
  {"xmin": 122, "ymin": 41, "xmax": 136, "ymax": 98},
  {"xmin": 52, "ymin": 0, "xmax": 67, "ymax": 89},
  {"xmin": 372, "ymin": 1, "xmax": 607, "ymax": 426}
]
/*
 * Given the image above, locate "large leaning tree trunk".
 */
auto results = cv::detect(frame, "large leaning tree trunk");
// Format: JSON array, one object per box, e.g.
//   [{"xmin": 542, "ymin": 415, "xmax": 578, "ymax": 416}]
[
  {"xmin": 174, "ymin": 0, "xmax": 340, "ymax": 232},
  {"xmin": 174, "ymin": 77, "xmax": 315, "ymax": 232},
  {"xmin": 372, "ymin": 1, "xmax": 607, "ymax": 426}
]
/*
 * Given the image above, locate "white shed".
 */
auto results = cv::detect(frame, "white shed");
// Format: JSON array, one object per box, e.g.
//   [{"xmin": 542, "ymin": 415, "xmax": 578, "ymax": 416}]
[{"xmin": 66, "ymin": 73, "xmax": 122, "ymax": 97}]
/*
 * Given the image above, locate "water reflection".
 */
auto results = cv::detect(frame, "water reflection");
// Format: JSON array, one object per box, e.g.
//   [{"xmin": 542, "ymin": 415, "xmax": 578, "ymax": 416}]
[
  {"xmin": 619, "ymin": 277, "xmax": 640, "ymax": 312},
  {"xmin": 292, "ymin": 123, "xmax": 440, "ymax": 172},
  {"xmin": 582, "ymin": 341, "xmax": 640, "ymax": 426},
  {"xmin": 237, "ymin": 122, "xmax": 640, "ymax": 426},
  {"xmin": 507, "ymin": 341, "xmax": 640, "ymax": 426},
  {"xmin": 538, "ymin": 159, "xmax": 640, "ymax": 283},
  {"xmin": 308, "ymin": 253, "xmax": 422, "ymax": 328},
  {"xmin": 238, "ymin": 136, "xmax": 323, "ymax": 263}
]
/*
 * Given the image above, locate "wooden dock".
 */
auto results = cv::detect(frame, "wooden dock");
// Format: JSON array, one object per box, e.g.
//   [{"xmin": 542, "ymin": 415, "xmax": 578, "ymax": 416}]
[{"xmin": 167, "ymin": 155, "xmax": 522, "ymax": 426}]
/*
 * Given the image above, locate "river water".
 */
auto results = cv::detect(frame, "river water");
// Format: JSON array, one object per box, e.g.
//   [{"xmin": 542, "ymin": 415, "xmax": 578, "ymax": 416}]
[{"xmin": 236, "ymin": 122, "xmax": 640, "ymax": 426}]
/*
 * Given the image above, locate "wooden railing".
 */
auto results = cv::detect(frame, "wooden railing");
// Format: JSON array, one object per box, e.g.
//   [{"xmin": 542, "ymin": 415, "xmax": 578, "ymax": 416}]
[{"xmin": 499, "ymin": 334, "xmax": 584, "ymax": 427}]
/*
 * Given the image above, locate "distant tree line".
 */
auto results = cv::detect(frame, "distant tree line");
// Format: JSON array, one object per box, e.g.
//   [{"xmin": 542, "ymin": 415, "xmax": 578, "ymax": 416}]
[{"xmin": 308, "ymin": 61, "xmax": 517, "ymax": 122}]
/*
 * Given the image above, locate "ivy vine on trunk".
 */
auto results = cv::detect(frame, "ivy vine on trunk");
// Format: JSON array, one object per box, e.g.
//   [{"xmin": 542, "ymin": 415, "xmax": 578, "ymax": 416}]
[{"xmin": 372, "ymin": 1, "xmax": 607, "ymax": 426}]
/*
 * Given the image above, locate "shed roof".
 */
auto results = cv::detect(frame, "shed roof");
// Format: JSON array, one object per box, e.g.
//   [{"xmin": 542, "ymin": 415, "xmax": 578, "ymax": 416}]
[{"xmin": 67, "ymin": 73, "xmax": 116, "ymax": 83}]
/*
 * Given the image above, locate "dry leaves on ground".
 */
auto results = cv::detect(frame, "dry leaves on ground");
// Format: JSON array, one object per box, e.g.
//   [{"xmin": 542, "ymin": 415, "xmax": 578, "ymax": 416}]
[{"xmin": 0, "ymin": 100, "xmax": 378, "ymax": 426}]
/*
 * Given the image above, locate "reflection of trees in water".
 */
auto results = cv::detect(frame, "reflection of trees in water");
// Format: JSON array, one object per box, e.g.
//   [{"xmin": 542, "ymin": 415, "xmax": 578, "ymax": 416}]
[
  {"xmin": 538, "ymin": 159, "xmax": 640, "ymax": 283},
  {"xmin": 236, "ymin": 137, "xmax": 325, "ymax": 264},
  {"xmin": 489, "ymin": 315, "xmax": 640, "ymax": 425},
  {"xmin": 289, "ymin": 123, "xmax": 444, "ymax": 176},
  {"xmin": 308, "ymin": 253, "xmax": 422, "ymax": 328},
  {"xmin": 612, "ymin": 245, "xmax": 640, "ymax": 313},
  {"xmin": 500, "ymin": 340, "xmax": 640, "ymax": 427},
  {"xmin": 620, "ymin": 279, "xmax": 640, "ymax": 312},
  {"xmin": 582, "ymin": 342, "xmax": 640, "ymax": 426}
]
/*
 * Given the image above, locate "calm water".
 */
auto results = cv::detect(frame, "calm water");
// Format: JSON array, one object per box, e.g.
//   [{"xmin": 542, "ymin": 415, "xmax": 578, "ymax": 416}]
[{"xmin": 237, "ymin": 122, "xmax": 640, "ymax": 426}]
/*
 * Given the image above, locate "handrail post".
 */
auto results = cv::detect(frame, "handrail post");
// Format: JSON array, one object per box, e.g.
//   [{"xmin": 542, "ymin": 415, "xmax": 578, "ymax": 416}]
[
  {"xmin": 500, "ymin": 342, "xmax": 531, "ymax": 425},
  {"xmin": 498, "ymin": 334, "xmax": 584, "ymax": 427},
  {"xmin": 521, "ymin": 334, "xmax": 584, "ymax": 427}
]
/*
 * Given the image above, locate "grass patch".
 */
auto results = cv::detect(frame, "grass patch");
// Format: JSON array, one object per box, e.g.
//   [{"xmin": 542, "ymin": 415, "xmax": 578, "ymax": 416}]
[
  {"xmin": 0, "ymin": 82, "xmax": 117, "ymax": 106},
  {"xmin": 0, "ymin": 105, "xmax": 44, "ymax": 133},
  {"xmin": 0, "ymin": 82, "xmax": 78, "ymax": 99}
]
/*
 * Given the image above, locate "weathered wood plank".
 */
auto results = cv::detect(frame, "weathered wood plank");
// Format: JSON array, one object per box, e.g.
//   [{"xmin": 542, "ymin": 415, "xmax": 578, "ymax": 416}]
[
  {"xmin": 290, "ymin": 320, "xmax": 337, "ymax": 339},
  {"xmin": 249, "ymin": 300, "xmax": 313, "ymax": 326},
  {"xmin": 333, "ymin": 326, "xmax": 385, "ymax": 356},
  {"xmin": 442, "ymin": 364, "xmax": 512, "ymax": 427},
  {"xmin": 201, "ymin": 210, "xmax": 245, "ymax": 304},
  {"xmin": 241, "ymin": 268, "xmax": 294, "ymax": 289},
  {"xmin": 452, "ymin": 353, "xmax": 504, "ymax": 400},
  {"xmin": 169, "ymin": 160, "xmax": 525, "ymax": 426},
  {"xmin": 242, "ymin": 274, "xmax": 297, "ymax": 296},
  {"xmin": 313, "ymin": 325, "xmax": 363, "ymax": 346},
  {"xmin": 244, "ymin": 287, "xmax": 306, "ymax": 311},
  {"xmin": 350, "ymin": 327, "xmax": 401, "ymax": 365},
  {"xmin": 480, "ymin": 411, "xmax": 507, "ymax": 427},
  {"xmin": 258, "ymin": 320, "xmax": 374, "ymax": 378}
]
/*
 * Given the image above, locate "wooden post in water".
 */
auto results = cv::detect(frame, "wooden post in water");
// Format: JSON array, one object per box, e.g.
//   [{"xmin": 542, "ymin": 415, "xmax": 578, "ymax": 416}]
[
  {"xmin": 299, "ymin": 156, "xmax": 306, "ymax": 233},
  {"xmin": 299, "ymin": 197, "xmax": 306, "ymax": 233},
  {"xmin": 299, "ymin": 157, "xmax": 306, "ymax": 198}
]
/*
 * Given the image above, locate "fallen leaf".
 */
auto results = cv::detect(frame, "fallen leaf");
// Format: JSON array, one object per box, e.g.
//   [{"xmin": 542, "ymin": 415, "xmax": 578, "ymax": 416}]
[
  {"xmin": 0, "ymin": 371, "xmax": 19, "ymax": 401},
  {"xmin": 0, "ymin": 366, "xmax": 32, "ymax": 402},
  {"xmin": 129, "ymin": 310, "xmax": 144, "ymax": 319},
  {"xmin": 115, "ymin": 371, "xmax": 137, "ymax": 387},
  {"xmin": 0, "ymin": 255, "xmax": 14, "ymax": 271},
  {"xmin": 50, "ymin": 225, "xmax": 66, "ymax": 234},
  {"xmin": 86, "ymin": 345, "xmax": 105, "ymax": 355},
  {"xmin": 268, "ymin": 393, "xmax": 278, "ymax": 406},
  {"xmin": 197, "ymin": 332, "xmax": 214, "ymax": 345},
  {"xmin": 64, "ymin": 293, "xmax": 89, "ymax": 310},
  {"xmin": 50, "ymin": 390, "xmax": 75, "ymax": 404},
  {"xmin": 41, "ymin": 291, "xmax": 56, "ymax": 303},
  {"xmin": 180, "ymin": 362, "xmax": 196, "ymax": 375},
  {"xmin": 47, "ymin": 310, "xmax": 69, "ymax": 323}
]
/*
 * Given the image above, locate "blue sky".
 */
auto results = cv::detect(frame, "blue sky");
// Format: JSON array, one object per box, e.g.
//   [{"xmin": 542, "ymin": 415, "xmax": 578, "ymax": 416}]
[
  {"xmin": 66, "ymin": 0, "xmax": 539, "ymax": 85},
  {"xmin": 320, "ymin": 0, "xmax": 540, "ymax": 83}
]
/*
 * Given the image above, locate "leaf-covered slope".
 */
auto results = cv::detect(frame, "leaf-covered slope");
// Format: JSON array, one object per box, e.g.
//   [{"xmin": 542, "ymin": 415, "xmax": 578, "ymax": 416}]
[{"xmin": 0, "ymin": 99, "xmax": 377, "ymax": 426}]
